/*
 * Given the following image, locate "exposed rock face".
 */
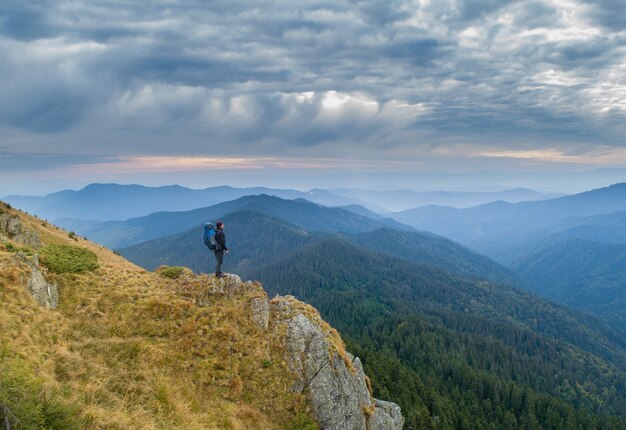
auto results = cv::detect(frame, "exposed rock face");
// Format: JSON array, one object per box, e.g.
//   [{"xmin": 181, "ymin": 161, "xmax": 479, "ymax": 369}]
[
  {"xmin": 13, "ymin": 253, "xmax": 58, "ymax": 309},
  {"xmin": 370, "ymin": 399, "xmax": 405, "ymax": 430},
  {"xmin": 250, "ymin": 296, "xmax": 270, "ymax": 330},
  {"xmin": 207, "ymin": 273, "xmax": 245, "ymax": 297},
  {"xmin": 271, "ymin": 295, "xmax": 404, "ymax": 430},
  {"xmin": 0, "ymin": 214, "xmax": 42, "ymax": 249}
]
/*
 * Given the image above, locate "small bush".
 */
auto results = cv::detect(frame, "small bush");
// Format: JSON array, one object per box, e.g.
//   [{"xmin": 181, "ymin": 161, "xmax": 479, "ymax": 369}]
[
  {"xmin": 159, "ymin": 266, "xmax": 185, "ymax": 279},
  {"xmin": 68, "ymin": 231, "xmax": 78, "ymax": 241},
  {"xmin": 40, "ymin": 244, "xmax": 99, "ymax": 274}
]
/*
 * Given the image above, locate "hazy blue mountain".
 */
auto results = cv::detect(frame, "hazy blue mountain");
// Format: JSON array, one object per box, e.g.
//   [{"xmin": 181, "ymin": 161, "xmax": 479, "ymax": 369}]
[
  {"xmin": 540, "ymin": 210, "xmax": 626, "ymax": 246},
  {"xmin": 391, "ymin": 183, "xmax": 626, "ymax": 262},
  {"xmin": 512, "ymin": 239, "xmax": 626, "ymax": 332},
  {"xmin": 4, "ymin": 183, "xmax": 563, "ymax": 222},
  {"xmin": 118, "ymin": 210, "xmax": 320, "ymax": 275},
  {"xmin": 3, "ymin": 183, "xmax": 371, "ymax": 222},
  {"xmin": 387, "ymin": 184, "xmax": 626, "ymax": 333},
  {"xmin": 302, "ymin": 188, "xmax": 389, "ymax": 212},
  {"xmin": 347, "ymin": 228, "xmax": 521, "ymax": 285},
  {"xmin": 330, "ymin": 187, "xmax": 562, "ymax": 211},
  {"xmin": 118, "ymin": 210, "xmax": 518, "ymax": 287},
  {"xmin": 64, "ymin": 194, "xmax": 412, "ymax": 248}
]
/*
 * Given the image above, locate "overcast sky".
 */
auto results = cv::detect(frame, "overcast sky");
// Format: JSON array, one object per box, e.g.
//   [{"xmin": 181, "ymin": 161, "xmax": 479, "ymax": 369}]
[{"xmin": 1, "ymin": 0, "xmax": 625, "ymax": 195}]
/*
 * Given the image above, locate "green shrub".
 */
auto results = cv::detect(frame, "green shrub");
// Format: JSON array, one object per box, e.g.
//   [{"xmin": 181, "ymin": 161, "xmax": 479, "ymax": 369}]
[
  {"xmin": 68, "ymin": 231, "xmax": 78, "ymax": 241},
  {"xmin": 40, "ymin": 244, "xmax": 98, "ymax": 274},
  {"xmin": 159, "ymin": 266, "xmax": 185, "ymax": 279}
]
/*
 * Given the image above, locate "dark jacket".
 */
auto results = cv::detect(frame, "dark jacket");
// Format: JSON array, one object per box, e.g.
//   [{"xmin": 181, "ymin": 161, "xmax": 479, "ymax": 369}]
[{"xmin": 215, "ymin": 229, "xmax": 227, "ymax": 251}]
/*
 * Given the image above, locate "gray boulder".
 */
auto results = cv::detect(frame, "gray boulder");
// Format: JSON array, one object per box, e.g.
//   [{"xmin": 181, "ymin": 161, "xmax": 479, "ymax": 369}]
[
  {"xmin": 0, "ymin": 214, "xmax": 42, "ymax": 249},
  {"xmin": 271, "ymin": 295, "xmax": 404, "ymax": 430},
  {"xmin": 206, "ymin": 273, "xmax": 245, "ymax": 297},
  {"xmin": 13, "ymin": 253, "xmax": 59, "ymax": 309},
  {"xmin": 370, "ymin": 399, "xmax": 405, "ymax": 430}
]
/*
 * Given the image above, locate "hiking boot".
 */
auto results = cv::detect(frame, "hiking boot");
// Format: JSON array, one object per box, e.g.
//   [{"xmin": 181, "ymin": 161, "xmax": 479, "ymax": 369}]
[{"xmin": 216, "ymin": 272, "xmax": 226, "ymax": 278}]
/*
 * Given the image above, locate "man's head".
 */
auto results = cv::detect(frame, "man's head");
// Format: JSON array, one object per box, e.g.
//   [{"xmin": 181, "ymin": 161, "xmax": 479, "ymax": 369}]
[{"xmin": 216, "ymin": 221, "xmax": 224, "ymax": 230}]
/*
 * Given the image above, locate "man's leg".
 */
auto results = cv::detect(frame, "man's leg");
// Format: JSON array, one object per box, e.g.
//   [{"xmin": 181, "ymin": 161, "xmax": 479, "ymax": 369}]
[{"xmin": 214, "ymin": 249, "xmax": 224, "ymax": 275}]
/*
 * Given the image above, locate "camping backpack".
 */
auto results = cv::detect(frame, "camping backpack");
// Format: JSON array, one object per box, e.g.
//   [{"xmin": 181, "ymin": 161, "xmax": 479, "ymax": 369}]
[{"xmin": 203, "ymin": 222, "xmax": 217, "ymax": 251}]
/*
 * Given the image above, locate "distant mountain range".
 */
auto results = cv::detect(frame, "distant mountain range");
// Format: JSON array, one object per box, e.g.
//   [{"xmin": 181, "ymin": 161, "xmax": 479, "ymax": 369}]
[
  {"xmin": 391, "ymin": 183, "xmax": 626, "ymax": 263},
  {"xmin": 58, "ymin": 194, "xmax": 411, "ymax": 249},
  {"xmin": 118, "ymin": 210, "xmax": 519, "ymax": 286},
  {"xmin": 3, "ymin": 183, "xmax": 363, "ymax": 221},
  {"xmin": 391, "ymin": 183, "xmax": 626, "ymax": 331},
  {"xmin": 329, "ymin": 187, "xmax": 562, "ymax": 211},
  {"xmin": 3, "ymin": 183, "xmax": 561, "ymax": 221}
]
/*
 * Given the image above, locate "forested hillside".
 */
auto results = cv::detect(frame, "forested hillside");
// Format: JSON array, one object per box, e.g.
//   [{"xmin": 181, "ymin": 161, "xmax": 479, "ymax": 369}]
[
  {"xmin": 512, "ymin": 238, "xmax": 626, "ymax": 332},
  {"xmin": 251, "ymin": 239, "xmax": 626, "ymax": 429}
]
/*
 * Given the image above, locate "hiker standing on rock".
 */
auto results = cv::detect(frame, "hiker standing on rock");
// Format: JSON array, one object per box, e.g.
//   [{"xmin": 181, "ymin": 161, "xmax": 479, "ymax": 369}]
[
  {"xmin": 214, "ymin": 221, "xmax": 228, "ymax": 278},
  {"xmin": 203, "ymin": 220, "xmax": 228, "ymax": 278}
]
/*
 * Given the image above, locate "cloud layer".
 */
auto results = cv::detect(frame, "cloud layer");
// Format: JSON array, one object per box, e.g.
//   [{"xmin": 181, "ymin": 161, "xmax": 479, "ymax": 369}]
[{"xmin": 1, "ymin": 0, "xmax": 625, "ymax": 174}]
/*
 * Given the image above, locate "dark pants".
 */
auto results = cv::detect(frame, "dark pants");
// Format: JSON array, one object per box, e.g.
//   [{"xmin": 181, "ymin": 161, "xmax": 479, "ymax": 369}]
[{"xmin": 214, "ymin": 249, "xmax": 224, "ymax": 274}]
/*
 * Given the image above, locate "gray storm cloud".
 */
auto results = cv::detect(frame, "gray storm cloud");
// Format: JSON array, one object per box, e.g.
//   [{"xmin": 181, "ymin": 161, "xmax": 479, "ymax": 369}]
[{"xmin": 0, "ymin": 0, "xmax": 625, "ymax": 169}]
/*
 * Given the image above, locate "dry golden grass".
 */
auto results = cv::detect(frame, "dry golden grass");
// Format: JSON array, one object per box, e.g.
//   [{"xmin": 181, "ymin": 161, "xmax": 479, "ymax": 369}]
[{"xmin": 0, "ymin": 203, "xmax": 317, "ymax": 429}]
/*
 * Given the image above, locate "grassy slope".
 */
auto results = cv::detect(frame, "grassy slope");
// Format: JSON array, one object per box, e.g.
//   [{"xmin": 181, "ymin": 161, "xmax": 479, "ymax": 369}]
[{"xmin": 0, "ymin": 202, "xmax": 317, "ymax": 429}]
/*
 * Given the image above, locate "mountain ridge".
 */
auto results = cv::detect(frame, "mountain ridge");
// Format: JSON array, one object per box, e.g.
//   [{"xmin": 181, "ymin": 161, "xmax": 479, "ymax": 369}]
[
  {"xmin": 0, "ymin": 200, "xmax": 404, "ymax": 429},
  {"xmin": 56, "ymin": 194, "xmax": 413, "ymax": 249}
]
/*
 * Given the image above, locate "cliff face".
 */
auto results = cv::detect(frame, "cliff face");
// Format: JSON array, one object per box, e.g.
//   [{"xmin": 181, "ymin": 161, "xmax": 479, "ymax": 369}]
[
  {"xmin": 271, "ymin": 295, "xmax": 403, "ymax": 430},
  {"xmin": 0, "ymin": 201, "xmax": 403, "ymax": 429}
]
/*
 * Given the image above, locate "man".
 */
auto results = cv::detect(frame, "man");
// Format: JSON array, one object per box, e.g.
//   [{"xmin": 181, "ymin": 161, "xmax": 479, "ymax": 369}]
[{"xmin": 214, "ymin": 221, "xmax": 228, "ymax": 278}]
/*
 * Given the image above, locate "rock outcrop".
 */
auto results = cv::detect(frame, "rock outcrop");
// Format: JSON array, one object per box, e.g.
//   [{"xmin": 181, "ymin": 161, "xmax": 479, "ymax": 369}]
[
  {"xmin": 271, "ymin": 295, "xmax": 404, "ymax": 430},
  {"xmin": 13, "ymin": 253, "xmax": 59, "ymax": 309},
  {"xmin": 250, "ymin": 295, "xmax": 270, "ymax": 330},
  {"xmin": 0, "ymin": 214, "xmax": 42, "ymax": 249},
  {"xmin": 179, "ymin": 273, "xmax": 405, "ymax": 429},
  {"xmin": 370, "ymin": 399, "xmax": 405, "ymax": 430}
]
